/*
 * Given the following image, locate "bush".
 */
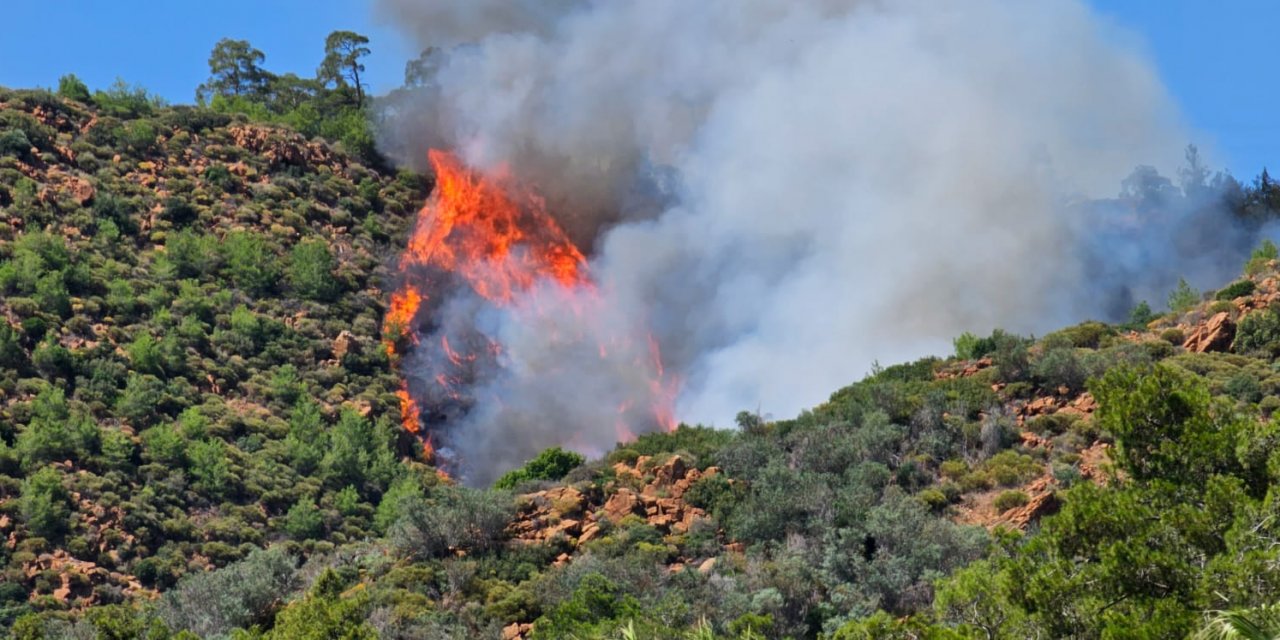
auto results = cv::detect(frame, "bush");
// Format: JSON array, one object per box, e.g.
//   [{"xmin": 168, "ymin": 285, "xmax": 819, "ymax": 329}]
[
  {"xmin": 993, "ymin": 490, "xmax": 1029, "ymax": 513},
  {"xmin": 20, "ymin": 466, "xmax": 72, "ymax": 541},
  {"xmin": 389, "ymin": 487, "xmax": 513, "ymax": 560},
  {"xmin": 1234, "ymin": 308, "xmax": 1280, "ymax": 356},
  {"xmin": 1245, "ymin": 239, "xmax": 1278, "ymax": 276},
  {"xmin": 917, "ymin": 488, "xmax": 949, "ymax": 512},
  {"xmin": 1092, "ymin": 364, "xmax": 1240, "ymax": 485},
  {"xmin": 284, "ymin": 497, "xmax": 323, "ymax": 540},
  {"xmin": 56, "ymin": 74, "xmax": 91, "ymax": 102},
  {"xmin": 1216, "ymin": 279, "xmax": 1257, "ymax": 301},
  {"xmin": 1128, "ymin": 301, "xmax": 1158, "ymax": 328},
  {"xmin": 221, "ymin": 230, "xmax": 280, "ymax": 296},
  {"xmin": 954, "ymin": 332, "xmax": 981, "ymax": 360},
  {"xmin": 157, "ymin": 546, "xmax": 298, "ymax": 638},
  {"xmin": 92, "ymin": 79, "xmax": 163, "ymax": 118},
  {"xmin": 494, "ymin": 446, "xmax": 586, "ymax": 489},
  {"xmin": 286, "ymin": 238, "xmax": 337, "ymax": 301}
]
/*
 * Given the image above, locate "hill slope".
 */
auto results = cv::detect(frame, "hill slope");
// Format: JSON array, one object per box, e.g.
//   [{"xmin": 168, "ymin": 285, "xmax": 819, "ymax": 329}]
[
  {"xmin": 0, "ymin": 87, "xmax": 431, "ymax": 617},
  {"xmin": 6, "ymin": 88, "xmax": 1280, "ymax": 639}
]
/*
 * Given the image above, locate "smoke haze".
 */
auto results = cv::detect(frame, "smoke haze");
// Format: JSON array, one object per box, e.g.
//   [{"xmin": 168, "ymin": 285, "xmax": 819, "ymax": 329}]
[{"xmin": 374, "ymin": 0, "xmax": 1257, "ymax": 482}]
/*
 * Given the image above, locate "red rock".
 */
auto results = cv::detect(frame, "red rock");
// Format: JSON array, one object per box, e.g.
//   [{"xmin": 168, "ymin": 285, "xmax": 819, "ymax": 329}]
[
  {"xmin": 697, "ymin": 558, "xmax": 717, "ymax": 574},
  {"xmin": 1182, "ymin": 311, "xmax": 1234, "ymax": 353},
  {"xmin": 656, "ymin": 456, "xmax": 687, "ymax": 484},
  {"xmin": 603, "ymin": 489, "xmax": 640, "ymax": 522}
]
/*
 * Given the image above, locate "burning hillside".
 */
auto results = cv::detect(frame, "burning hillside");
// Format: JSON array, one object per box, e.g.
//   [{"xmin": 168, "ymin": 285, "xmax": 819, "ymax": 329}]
[{"xmin": 384, "ymin": 150, "xmax": 678, "ymax": 482}]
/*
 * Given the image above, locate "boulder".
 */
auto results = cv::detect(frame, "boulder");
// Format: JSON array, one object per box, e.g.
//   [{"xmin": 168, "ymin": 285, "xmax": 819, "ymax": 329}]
[
  {"xmin": 1182, "ymin": 311, "xmax": 1234, "ymax": 353},
  {"xmin": 603, "ymin": 489, "xmax": 640, "ymax": 522}
]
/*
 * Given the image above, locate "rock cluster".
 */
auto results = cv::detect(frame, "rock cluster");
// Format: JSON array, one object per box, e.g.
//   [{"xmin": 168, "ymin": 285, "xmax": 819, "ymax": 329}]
[
  {"xmin": 1182, "ymin": 311, "xmax": 1234, "ymax": 353},
  {"xmin": 508, "ymin": 455, "xmax": 720, "ymax": 556}
]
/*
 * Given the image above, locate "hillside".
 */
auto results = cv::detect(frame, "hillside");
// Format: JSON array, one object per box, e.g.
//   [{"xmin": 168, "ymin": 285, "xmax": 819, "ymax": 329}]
[{"xmin": 7, "ymin": 88, "xmax": 1280, "ymax": 639}]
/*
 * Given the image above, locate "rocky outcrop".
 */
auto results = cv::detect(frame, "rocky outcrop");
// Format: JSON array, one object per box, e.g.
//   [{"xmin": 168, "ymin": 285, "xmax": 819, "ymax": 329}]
[
  {"xmin": 508, "ymin": 455, "xmax": 720, "ymax": 548},
  {"xmin": 227, "ymin": 124, "xmax": 337, "ymax": 171},
  {"xmin": 1182, "ymin": 311, "xmax": 1234, "ymax": 353}
]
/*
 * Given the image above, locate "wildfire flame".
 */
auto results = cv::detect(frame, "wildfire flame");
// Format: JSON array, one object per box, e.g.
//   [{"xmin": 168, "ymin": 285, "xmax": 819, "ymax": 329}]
[{"xmin": 383, "ymin": 150, "xmax": 678, "ymax": 473}]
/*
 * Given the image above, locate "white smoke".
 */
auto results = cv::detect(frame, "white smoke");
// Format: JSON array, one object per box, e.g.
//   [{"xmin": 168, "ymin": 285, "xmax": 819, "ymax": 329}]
[{"xmin": 375, "ymin": 0, "xmax": 1214, "ymax": 481}]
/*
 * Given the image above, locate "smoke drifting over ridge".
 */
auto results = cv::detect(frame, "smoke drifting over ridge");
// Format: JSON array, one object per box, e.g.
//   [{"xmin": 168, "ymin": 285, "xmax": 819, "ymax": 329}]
[{"xmin": 374, "ymin": 0, "xmax": 1253, "ymax": 481}]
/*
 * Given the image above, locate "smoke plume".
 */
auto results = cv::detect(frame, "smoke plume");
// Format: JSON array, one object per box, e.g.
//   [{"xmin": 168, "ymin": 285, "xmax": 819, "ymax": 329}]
[{"xmin": 374, "ymin": 0, "xmax": 1257, "ymax": 483}]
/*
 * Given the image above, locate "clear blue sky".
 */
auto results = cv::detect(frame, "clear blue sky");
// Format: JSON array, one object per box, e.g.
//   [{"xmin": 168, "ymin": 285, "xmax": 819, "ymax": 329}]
[{"xmin": 0, "ymin": 1, "xmax": 1274, "ymax": 180}]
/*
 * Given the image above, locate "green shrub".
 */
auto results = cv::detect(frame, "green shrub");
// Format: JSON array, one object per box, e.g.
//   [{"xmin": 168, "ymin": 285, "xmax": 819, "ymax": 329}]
[
  {"xmin": 917, "ymin": 488, "xmax": 949, "ymax": 512},
  {"xmin": 389, "ymin": 486, "xmax": 513, "ymax": 560},
  {"xmin": 1128, "ymin": 301, "xmax": 1158, "ymax": 328},
  {"xmin": 157, "ymin": 546, "xmax": 298, "ymax": 638},
  {"xmin": 1045, "ymin": 321, "xmax": 1115, "ymax": 349},
  {"xmin": 1245, "ymin": 239, "xmax": 1278, "ymax": 276},
  {"xmin": 56, "ymin": 74, "xmax": 91, "ymax": 102},
  {"xmin": 1234, "ymin": 308, "xmax": 1280, "ymax": 356},
  {"xmin": 221, "ymin": 230, "xmax": 279, "ymax": 295},
  {"xmin": 286, "ymin": 238, "xmax": 337, "ymax": 301},
  {"xmin": 283, "ymin": 497, "xmax": 323, "ymax": 540},
  {"xmin": 993, "ymin": 490, "xmax": 1029, "ymax": 513},
  {"xmin": 494, "ymin": 446, "xmax": 586, "ymax": 489},
  {"xmin": 92, "ymin": 79, "xmax": 163, "ymax": 118},
  {"xmin": 20, "ymin": 466, "xmax": 72, "ymax": 540},
  {"xmin": 1216, "ymin": 279, "xmax": 1257, "ymax": 301},
  {"xmin": 954, "ymin": 332, "xmax": 981, "ymax": 360}
]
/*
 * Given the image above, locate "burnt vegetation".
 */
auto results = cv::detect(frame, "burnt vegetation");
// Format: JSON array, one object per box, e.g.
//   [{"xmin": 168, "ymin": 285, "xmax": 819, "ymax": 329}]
[{"xmin": 8, "ymin": 34, "xmax": 1280, "ymax": 640}]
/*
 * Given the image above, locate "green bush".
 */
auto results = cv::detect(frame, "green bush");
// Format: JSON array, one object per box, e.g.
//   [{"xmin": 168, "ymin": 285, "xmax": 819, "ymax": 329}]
[
  {"xmin": 157, "ymin": 546, "xmax": 298, "ymax": 638},
  {"xmin": 1234, "ymin": 308, "xmax": 1280, "ymax": 356},
  {"xmin": 56, "ymin": 74, "xmax": 91, "ymax": 102},
  {"xmin": 20, "ymin": 466, "xmax": 72, "ymax": 541},
  {"xmin": 1245, "ymin": 239, "xmax": 1278, "ymax": 276},
  {"xmin": 221, "ymin": 230, "xmax": 280, "ymax": 296},
  {"xmin": 993, "ymin": 490, "xmax": 1029, "ymax": 513},
  {"xmin": 1216, "ymin": 279, "xmax": 1257, "ymax": 301},
  {"xmin": 283, "ymin": 497, "xmax": 323, "ymax": 540},
  {"xmin": 494, "ymin": 446, "xmax": 586, "ymax": 489},
  {"xmin": 389, "ymin": 487, "xmax": 513, "ymax": 560},
  {"xmin": 286, "ymin": 238, "xmax": 337, "ymax": 301}
]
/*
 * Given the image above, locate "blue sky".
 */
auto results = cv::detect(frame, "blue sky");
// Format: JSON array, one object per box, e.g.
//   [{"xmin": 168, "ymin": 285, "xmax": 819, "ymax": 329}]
[{"xmin": 0, "ymin": 1, "xmax": 1274, "ymax": 180}]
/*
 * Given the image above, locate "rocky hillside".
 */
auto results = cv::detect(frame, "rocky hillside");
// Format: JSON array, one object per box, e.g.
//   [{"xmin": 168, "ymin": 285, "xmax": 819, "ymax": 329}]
[
  {"xmin": 0, "ymin": 86, "xmax": 430, "ymax": 622},
  {"xmin": 8, "ymin": 85, "xmax": 1280, "ymax": 639}
]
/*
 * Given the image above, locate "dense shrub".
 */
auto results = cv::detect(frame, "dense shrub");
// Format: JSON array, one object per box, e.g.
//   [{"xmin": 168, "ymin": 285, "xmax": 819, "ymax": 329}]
[
  {"xmin": 993, "ymin": 490, "xmax": 1029, "ymax": 513},
  {"xmin": 390, "ymin": 487, "xmax": 514, "ymax": 560},
  {"xmin": 1216, "ymin": 279, "xmax": 1257, "ymax": 301},
  {"xmin": 157, "ymin": 547, "xmax": 298, "ymax": 638},
  {"xmin": 494, "ymin": 447, "xmax": 586, "ymax": 489},
  {"xmin": 1235, "ymin": 308, "xmax": 1280, "ymax": 356}
]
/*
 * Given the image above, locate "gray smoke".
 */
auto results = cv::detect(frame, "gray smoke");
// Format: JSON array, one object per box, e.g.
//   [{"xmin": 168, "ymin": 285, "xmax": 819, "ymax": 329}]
[{"xmin": 374, "ymin": 0, "xmax": 1254, "ymax": 483}]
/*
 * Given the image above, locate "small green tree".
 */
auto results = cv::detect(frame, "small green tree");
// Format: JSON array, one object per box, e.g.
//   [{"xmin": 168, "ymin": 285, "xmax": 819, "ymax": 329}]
[
  {"xmin": 188, "ymin": 439, "xmax": 231, "ymax": 497},
  {"xmin": 287, "ymin": 238, "xmax": 337, "ymax": 301},
  {"xmin": 494, "ymin": 446, "xmax": 586, "ymax": 489},
  {"xmin": 284, "ymin": 497, "xmax": 323, "ymax": 540},
  {"xmin": 221, "ymin": 230, "xmax": 280, "ymax": 296},
  {"xmin": 16, "ymin": 387, "xmax": 99, "ymax": 470},
  {"xmin": 56, "ymin": 74, "xmax": 91, "ymax": 102},
  {"xmin": 20, "ymin": 466, "xmax": 72, "ymax": 540},
  {"xmin": 285, "ymin": 398, "xmax": 326, "ymax": 474},
  {"xmin": 1092, "ymin": 364, "xmax": 1240, "ymax": 485},
  {"xmin": 1168, "ymin": 277, "xmax": 1200, "ymax": 313},
  {"xmin": 264, "ymin": 569, "xmax": 376, "ymax": 639}
]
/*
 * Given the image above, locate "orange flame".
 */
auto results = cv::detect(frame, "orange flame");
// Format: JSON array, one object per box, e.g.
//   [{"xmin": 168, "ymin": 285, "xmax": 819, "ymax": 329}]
[{"xmin": 382, "ymin": 149, "xmax": 679, "ymax": 471}]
